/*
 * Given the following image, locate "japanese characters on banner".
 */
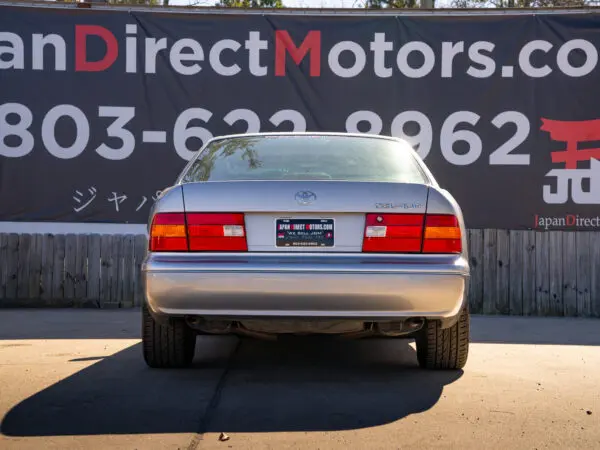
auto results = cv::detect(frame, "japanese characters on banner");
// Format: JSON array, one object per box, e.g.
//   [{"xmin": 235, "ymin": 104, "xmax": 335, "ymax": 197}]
[{"xmin": 1, "ymin": 5, "xmax": 600, "ymax": 229}]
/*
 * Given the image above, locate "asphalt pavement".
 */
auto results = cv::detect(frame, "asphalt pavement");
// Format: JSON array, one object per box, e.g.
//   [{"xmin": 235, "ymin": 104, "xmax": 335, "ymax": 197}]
[{"xmin": 0, "ymin": 309, "xmax": 598, "ymax": 449}]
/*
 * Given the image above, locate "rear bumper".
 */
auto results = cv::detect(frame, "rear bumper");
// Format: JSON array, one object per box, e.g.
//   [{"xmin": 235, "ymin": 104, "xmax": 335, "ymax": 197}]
[{"xmin": 143, "ymin": 253, "xmax": 469, "ymax": 325}]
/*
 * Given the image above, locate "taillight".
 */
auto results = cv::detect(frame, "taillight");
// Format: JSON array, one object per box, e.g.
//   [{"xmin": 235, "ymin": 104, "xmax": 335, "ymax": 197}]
[
  {"xmin": 362, "ymin": 213, "xmax": 462, "ymax": 254},
  {"xmin": 363, "ymin": 214, "xmax": 424, "ymax": 253},
  {"xmin": 149, "ymin": 213, "xmax": 187, "ymax": 252},
  {"xmin": 422, "ymin": 214, "xmax": 462, "ymax": 254},
  {"xmin": 149, "ymin": 212, "xmax": 248, "ymax": 252},
  {"xmin": 187, "ymin": 213, "xmax": 247, "ymax": 251}
]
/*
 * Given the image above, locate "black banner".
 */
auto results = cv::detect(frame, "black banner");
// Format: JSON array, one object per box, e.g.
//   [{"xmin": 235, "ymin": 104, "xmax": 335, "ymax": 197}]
[{"xmin": 1, "ymin": 5, "xmax": 600, "ymax": 230}]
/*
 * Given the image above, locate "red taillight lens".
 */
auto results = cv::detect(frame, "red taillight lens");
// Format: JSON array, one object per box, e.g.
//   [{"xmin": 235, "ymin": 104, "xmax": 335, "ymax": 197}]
[
  {"xmin": 149, "ymin": 212, "xmax": 248, "ymax": 252},
  {"xmin": 422, "ymin": 214, "xmax": 462, "ymax": 254},
  {"xmin": 362, "ymin": 213, "xmax": 462, "ymax": 254},
  {"xmin": 187, "ymin": 213, "xmax": 247, "ymax": 252},
  {"xmin": 149, "ymin": 213, "xmax": 187, "ymax": 252},
  {"xmin": 362, "ymin": 214, "xmax": 424, "ymax": 253}
]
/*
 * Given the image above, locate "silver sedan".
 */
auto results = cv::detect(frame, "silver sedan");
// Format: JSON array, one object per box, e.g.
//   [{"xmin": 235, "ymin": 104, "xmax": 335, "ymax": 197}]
[{"xmin": 142, "ymin": 132, "xmax": 470, "ymax": 370}]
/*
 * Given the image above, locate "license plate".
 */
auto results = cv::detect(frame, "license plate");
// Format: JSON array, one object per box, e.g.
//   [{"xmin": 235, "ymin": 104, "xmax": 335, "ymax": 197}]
[{"xmin": 275, "ymin": 218, "xmax": 334, "ymax": 247}]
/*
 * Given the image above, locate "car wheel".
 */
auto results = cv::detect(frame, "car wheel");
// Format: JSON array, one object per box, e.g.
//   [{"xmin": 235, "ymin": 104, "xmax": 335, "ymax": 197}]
[
  {"xmin": 415, "ymin": 307, "xmax": 470, "ymax": 370},
  {"xmin": 142, "ymin": 303, "xmax": 196, "ymax": 368}
]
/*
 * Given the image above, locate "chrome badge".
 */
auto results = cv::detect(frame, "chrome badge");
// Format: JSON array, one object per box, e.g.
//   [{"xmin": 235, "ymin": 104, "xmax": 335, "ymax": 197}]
[
  {"xmin": 295, "ymin": 191, "xmax": 317, "ymax": 205},
  {"xmin": 375, "ymin": 202, "xmax": 423, "ymax": 209}
]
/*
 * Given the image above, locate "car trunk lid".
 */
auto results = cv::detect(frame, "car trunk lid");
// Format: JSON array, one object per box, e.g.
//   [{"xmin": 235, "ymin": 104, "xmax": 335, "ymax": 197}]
[{"xmin": 181, "ymin": 181, "xmax": 429, "ymax": 252}]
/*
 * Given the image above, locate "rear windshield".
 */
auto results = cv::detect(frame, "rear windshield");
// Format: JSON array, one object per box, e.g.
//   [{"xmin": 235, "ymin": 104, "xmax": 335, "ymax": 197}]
[{"xmin": 180, "ymin": 135, "xmax": 428, "ymax": 184}]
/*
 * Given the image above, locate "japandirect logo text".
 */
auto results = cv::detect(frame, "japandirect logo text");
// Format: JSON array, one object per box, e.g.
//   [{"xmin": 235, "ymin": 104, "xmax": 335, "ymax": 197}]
[{"xmin": 535, "ymin": 214, "xmax": 600, "ymax": 230}]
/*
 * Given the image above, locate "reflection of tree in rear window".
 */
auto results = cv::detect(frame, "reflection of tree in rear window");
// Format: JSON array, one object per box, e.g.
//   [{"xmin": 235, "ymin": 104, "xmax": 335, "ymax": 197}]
[{"xmin": 181, "ymin": 135, "xmax": 428, "ymax": 183}]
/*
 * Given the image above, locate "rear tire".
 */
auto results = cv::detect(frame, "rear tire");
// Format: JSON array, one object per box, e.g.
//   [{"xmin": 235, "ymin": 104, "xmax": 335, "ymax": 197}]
[
  {"xmin": 142, "ymin": 304, "xmax": 196, "ymax": 368},
  {"xmin": 415, "ymin": 307, "xmax": 470, "ymax": 370}
]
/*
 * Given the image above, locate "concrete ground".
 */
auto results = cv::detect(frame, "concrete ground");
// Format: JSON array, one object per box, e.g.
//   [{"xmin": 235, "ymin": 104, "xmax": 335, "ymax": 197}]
[{"xmin": 0, "ymin": 310, "xmax": 598, "ymax": 450}]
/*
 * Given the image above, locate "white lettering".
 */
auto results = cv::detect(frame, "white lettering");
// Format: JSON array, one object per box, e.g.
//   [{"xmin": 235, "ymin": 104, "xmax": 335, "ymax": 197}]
[
  {"xmin": 126, "ymin": 24, "xmax": 137, "ymax": 73},
  {"xmin": 396, "ymin": 41, "xmax": 435, "ymax": 78},
  {"xmin": 370, "ymin": 33, "xmax": 393, "ymax": 78},
  {"xmin": 145, "ymin": 38, "xmax": 167, "ymax": 74},
  {"xmin": 441, "ymin": 41, "xmax": 464, "ymax": 78},
  {"xmin": 173, "ymin": 108, "xmax": 213, "ymax": 161},
  {"xmin": 0, "ymin": 103, "xmax": 34, "ymax": 157},
  {"xmin": 96, "ymin": 106, "xmax": 135, "ymax": 160},
  {"xmin": 32, "ymin": 34, "xmax": 66, "ymax": 71},
  {"xmin": 0, "ymin": 32, "xmax": 24, "ymax": 70},
  {"xmin": 440, "ymin": 111, "xmax": 482, "ymax": 165},
  {"xmin": 269, "ymin": 109, "xmax": 306, "ymax": 132},
  {"xmin": 466, "ymin": 41, "xmax": 495, "ymax": 78},
  {"xmin": 41, "ymin": 105, "xmax": 89, "ymax": 159},
  {"xmin": 557, "ymin": 39, "xmax": 597, "ymax": 77},
  {"xmin": 346, "ymin": 110, "xmax": 382, "ymax": 135},
  {"xmin": 224, "ymin": 108, "xmax": 260, "ymax": 133},
  {"xmin": 519, "ymin": 40, "xmax": 552, "ymax": 77},
  {"xmin": 210, "ymin": 39, "xmax": 241, "ymax": 76},
  {"xmin": 328, "ymin": 41, "xmax": 366, "ymax": 78},
  {"xmin": 245, "ymin": 31, "xmax": 268, "ymax": 77},
  {"xmin": 170, "ymin": 38, "xmax": 204, "ymax": 75}
]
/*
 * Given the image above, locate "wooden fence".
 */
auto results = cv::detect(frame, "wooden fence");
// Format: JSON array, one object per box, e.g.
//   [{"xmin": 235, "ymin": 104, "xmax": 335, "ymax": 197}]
[{"xmin": 0, "ymin": 231, "xmax": 599, "ymax": 317}]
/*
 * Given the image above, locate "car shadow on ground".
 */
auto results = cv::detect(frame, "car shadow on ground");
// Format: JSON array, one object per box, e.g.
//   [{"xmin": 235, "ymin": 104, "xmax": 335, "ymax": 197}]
[{"xmin": 1, "ymin": 335, "xmax": 462, "ymax": 437}]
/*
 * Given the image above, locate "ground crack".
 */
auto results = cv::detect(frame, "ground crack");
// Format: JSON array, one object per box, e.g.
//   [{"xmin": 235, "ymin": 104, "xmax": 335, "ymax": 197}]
[{"xmin": 187, "ymin": 339, "xmax": 241, "ymax": 450}]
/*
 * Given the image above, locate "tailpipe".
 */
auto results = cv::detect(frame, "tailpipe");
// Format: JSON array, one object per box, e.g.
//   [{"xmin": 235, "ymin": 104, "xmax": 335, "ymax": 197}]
[
  {"xmin": 376, "ymin": 318, "xmax": 425, "ymax": 337},
  {"xmin": 185, "ymin": 317, "xmax": 277, "ymax": 341}
]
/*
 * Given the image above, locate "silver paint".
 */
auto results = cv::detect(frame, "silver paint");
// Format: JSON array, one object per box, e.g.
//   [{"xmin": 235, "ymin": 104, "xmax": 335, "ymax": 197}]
[{"xmin": 145, "ymin": 132, "xmax": 470, "ymax": 328}]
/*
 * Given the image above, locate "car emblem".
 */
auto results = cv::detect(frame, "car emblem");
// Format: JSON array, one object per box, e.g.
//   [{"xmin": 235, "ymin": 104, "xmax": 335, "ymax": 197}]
[{"xmin": 295, "ymin": 191, "xmax": 317, "ymax": 205}]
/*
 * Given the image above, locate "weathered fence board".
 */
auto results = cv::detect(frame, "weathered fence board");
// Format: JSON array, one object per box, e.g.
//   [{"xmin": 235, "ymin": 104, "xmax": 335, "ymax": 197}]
[
  {"xmin": 496, "ymin": 230, "xmax": 510, "ymax": 315},
  {"xmin": 482, "ymin": 229, "xmax": 498, "ymax": 315},
  {"xmin": 509, "ymin": 230, "xmax": 524, "ymax": 316},
  {"xmin": 111, "ymin": 235, "xmax": 124, "ymax": 306},
  {"xmin": 64, "ymin": 234, "xmax": 78, "ymax": 302},
  {"xmin": 576, "ymin": 232, "xmax": 592, "ymax": 318},
  {"xmin": 0, "ymin": 230, "xmax": 598, "ymax": 317},
  {"xmin": 535, "ymin": 232, "xmax": 550, "ymax": 316},
  {"xmin": 51, "ymin": 234, "xmax": 66, "ymax": 303},
  {"xmin": 75, "ymin": 234, "xmax": 89, "ymax": 305},
  {"xmin": 563, "ymin": 232, "xmax": 578, "ymax": 317},
  {"xmin": 40, "ymin": 234, "xmax": 54, "ymax": 302},
  {"xmin": 28, "ymin": 234, "xmax": 43, "ymax": 300},
  {"xmin": 548, "ymin": 231, "xmax": 563, "ymax": 316},
  {"xmin": 16, "ymin": 234, "xmax": 31, "ymax": 300},
  {"xmin": 100, "ymin": 235, "xmax": 112, "ymax": 307},
  {"xmin": 87, "ymin": 234, "xmax": 101, "ymax": 305},
  {"xmin": 522, "ymin": 231, "xmax": 537, "ymax": 316},
  {"xmin": 122, "ymin": 235, "xmax": 135, "ymax": 308},
  {"xmin": 5, "ymin": 234, "xmax": 19, "ymax": 301},
  {"xmin": 467, "ymin": 229, "xmax": 483, "ymax": 314}
]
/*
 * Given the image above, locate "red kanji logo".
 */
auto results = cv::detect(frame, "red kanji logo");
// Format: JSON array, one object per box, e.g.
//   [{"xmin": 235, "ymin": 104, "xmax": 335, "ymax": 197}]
[
  {"xmin": 540, "ymin": 118, "xmax": 600, "ymax": 205},
  {"xmin": 541, "ymin": 118, "xmax": 600, "ymax": 169}
]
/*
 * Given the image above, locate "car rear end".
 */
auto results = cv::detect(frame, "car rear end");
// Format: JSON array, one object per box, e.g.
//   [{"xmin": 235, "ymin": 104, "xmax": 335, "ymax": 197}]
[{"xmin": 141, "ymin": 133, "xmax": 470, "ymax": 370}]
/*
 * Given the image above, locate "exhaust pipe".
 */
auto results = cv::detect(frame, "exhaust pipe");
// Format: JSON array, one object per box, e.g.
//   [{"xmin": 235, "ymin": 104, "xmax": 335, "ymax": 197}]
[
  {"xmin": 186, "ymin": 317, "xmax": 277, "ymax": 341},
  {"xmin": 376, "ymin": 318, "xmax": 425, "ymax": 337}
]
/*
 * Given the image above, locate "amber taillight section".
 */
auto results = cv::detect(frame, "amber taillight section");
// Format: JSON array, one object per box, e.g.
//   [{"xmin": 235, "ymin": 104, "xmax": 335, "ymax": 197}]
[
  {"xmin": 422, "ymin": 214, "xmax": 462, "ymax": 253},
  {"xmin": 149, "ymin": 213, "xmax": 188, "ymax": 252},
  {"xmin": 149, "ymin": 213, "xmax": 248, "ymax": 252}
]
